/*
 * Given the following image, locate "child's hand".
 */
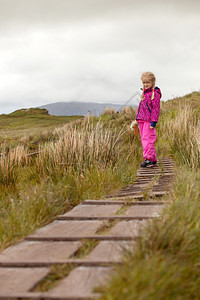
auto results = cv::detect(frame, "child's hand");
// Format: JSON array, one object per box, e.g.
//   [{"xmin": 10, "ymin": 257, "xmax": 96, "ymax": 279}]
[
  {"xmin": 130, "ymin": 120, "xmax": 138, "ymax": 131},
  {"xmin": 150, "ymin": 122, "xmax": 156, "ymax": 129}
]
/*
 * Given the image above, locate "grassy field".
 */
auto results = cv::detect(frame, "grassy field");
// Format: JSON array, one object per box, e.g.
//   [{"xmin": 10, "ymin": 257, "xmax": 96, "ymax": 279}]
[
  {"xmin": 0, "ymin": 93, "xmax": 199, "ymax": 299},
  {"xmin": 0, "ymin": 108, "xmax": 83, "ymax": 150}
]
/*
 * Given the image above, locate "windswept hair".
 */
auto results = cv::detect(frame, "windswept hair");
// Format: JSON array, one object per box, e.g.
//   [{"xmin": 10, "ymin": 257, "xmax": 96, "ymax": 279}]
[{"xmin": 141, "ymin": 72, "xmax": 156, "ymax": 100}]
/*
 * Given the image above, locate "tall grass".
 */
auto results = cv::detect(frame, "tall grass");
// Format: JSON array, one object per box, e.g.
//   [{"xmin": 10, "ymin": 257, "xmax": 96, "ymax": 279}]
[
  {"xmin": 101, "ymin": 107, "xmax": 118, "ymax": 117},
  {"xmin": 37, "ymin": 119, "xmax": 126, "ymax": 177},
  {"xmin": 168, "ymin": 104, "xmax": 199, "ymax": 168},
  {"xmin": 121, "ymin": 106, "xmax": 135, "ymax": 120},
  {"xmin": 0, "ymin": 146, "xmax": 30, "ymax": 188},
  {"xmin": 0, "ymin": 178, "xmax": 71, "ymax": 249},
  {"xmin": 157, "ymin": 103, "xmax": 200, "ymax": 168}
]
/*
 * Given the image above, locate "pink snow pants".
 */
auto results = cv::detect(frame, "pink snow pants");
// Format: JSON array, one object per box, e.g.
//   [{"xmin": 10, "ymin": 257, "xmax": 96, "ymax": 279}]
[{"xmin": 138, "ymin": 121, "xmax": 157, "ymax": 162}]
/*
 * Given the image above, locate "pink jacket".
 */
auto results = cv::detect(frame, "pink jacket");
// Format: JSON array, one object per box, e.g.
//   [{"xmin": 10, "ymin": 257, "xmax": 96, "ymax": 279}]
[{"xmin": 136, "ymin": 87, "xmax": 162, "ymax": 123}]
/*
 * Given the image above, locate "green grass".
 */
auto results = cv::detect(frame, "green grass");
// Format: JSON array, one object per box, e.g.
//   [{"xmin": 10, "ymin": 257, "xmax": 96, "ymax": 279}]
[
  {"xmin": 100, "ymin": 167, "xmax": 200, "ymax": 300},
  {"xmin": 70, "ymin": 239, "xmax": 99, "ymax": 259},
  {"xmin": 32, "ymin": 264, "xmax": 75, "ymax": 292}
]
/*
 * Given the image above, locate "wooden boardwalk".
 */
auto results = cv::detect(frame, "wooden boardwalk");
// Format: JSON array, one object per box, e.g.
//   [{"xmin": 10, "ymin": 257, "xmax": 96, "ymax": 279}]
[{"xmin": 0, "ymin": 157, "xmax": 174, "ymax": 299}]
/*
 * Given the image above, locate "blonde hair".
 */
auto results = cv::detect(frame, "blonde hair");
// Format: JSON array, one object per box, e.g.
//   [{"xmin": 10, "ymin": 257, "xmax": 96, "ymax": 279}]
[{"xmin": 141, "ymin": 72, "xmax": 156, "ymax": 100}]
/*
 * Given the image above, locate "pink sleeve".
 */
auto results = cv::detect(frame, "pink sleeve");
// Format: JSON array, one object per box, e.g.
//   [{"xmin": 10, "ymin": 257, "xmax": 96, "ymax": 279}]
[{"xmin": 151, "ymin": 90, "xmax": 161, "ymax": 122}]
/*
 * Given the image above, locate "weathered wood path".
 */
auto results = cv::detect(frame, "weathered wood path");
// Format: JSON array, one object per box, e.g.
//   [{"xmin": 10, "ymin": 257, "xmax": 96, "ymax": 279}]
[{"xmin": 0, "ymin": 157, "xmax": 174, "ymax": 299}]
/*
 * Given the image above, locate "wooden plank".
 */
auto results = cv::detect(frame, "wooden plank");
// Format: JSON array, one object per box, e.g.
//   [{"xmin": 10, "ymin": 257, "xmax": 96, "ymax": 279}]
[
  {"xmin": 155, "ymin": 180, "xmax": 172, "ymax": 183},
  {"xmin": 85, "ymin": 241, "xmax": 133, "ymax": 263},
  {"xmin": 156, "ymin": 177, "xmax": 173, "ymax": 180},
  {"xmin": 136, "ymin": 177, "xmax": 152, "ymax": 180},
  {"xmin": 27, "ymin": 220, "xmax": 103, "ymax": 238},
  {"xmin": 106, "ymin": 189, "xmax": 142, "ymax": 197},
  {"xmin": 117, "ymin": 186, "xmax": 146, "ymax": 191},
  {"xmin": 0, "ymin": 293, "xmax": 44, "ymax": 299},
  {"xmin": 0, "ymin": 241, "xmax": 82, "ymax": 264},
  {"xmin": 105, "ymin": 195, "xmax": 144, "ymax": 200},
  {"xmin": 47, "ymin": 266, "xmax": 112, "ymax": 299},
  {"xmin": 152, "ymin": 190, "xmax": 169, "ymax": 193},
  {"xmin": 0, "ymin": 259, "xmax": 120, "ymax": 268},
  {"xmin": 161, "ymin": 172, "xmax": 174, "ymax": 175},
  {"xmin": 132, "ymin": 183, "xmax": 150, "ymax": 186},
  {"xmin": 27, "ymin": 235, "xmax": 134, "ymax": 242},
  {"xmin": 137, "ymin": 169, "xmax": 173, "ymax": 173},
  {"xmin": 137, "ymin": 168, "xmax": 161, "ymax": 171},
  {"xmin": 106, "ymin": 192, "xmax": 166, "ymax": 200},
  {"xmin": 57, "ymin": 216, "xmax": 154, "ymax": 221},
  {"xmin": 150, "ymin": 191, "xmax": 167, "ymax": 196},
  {"xmin": 114, "ymin": 192, "xmax": 143, "ymax": 197},
  {"xmin": 124, "ymin": 205, "xmax": 164, "ymax": 217},
  {"xmin": 114, "ymin": 189, "xmax": 143, "ymax": 193},
  {"xmin": 110, "ymin": 192, "xmax": 144, "ymax": 198},
  {"xmin": 137, "ymin": 172, "xmax": 162, "ymax": 175},
  {"xmin": 152, "ymin": 186, "xmax": 170, "ymax": 189},
  {"xmin": 137, "ymin": 166, "xmax": 160, "ymax": 170},
  {"xmin": 61, "ymin": 204, "xmax": 121, "ymax": 217},
  {"xmin": 134, "ymin": 181, "xmax": 151, "ymax": 184},
  {"xmin": 162, "ymin": 167, "xmax": 174, "ymax": 169},
  {"xmin": 162, "ymin": 165, "xmax": 174, "ymax": 168},
  {"xmin": 137, "ymin": 174, "xmax": 162, "ymax": 177},
  {"xmin": 137, "ymin": 167, "xmax": 160, "ymax": 170},
  {"xmin": 108, "ymin": 220, "xmax": 147, "ymax": 237},
  {"xmin": 117, "ymin": 187, "xmax": 146, "ymax": 191},
  {"xmin": 115, "ymin": 189, "xmax": 143, "ymax": 193},
  {"xmin": 123, "ymin": 183, "xmax": 150, "ymax": 187},
  {"xmin": 136, "ymin": 177, "xmax": 152, "ymax": 179},
  {"xmin": 0, "ymin": 267, "xmax": 49, "ymax": 293},
  {"xmin": 83, "ymin": 200, "xmax": 168, "ymax": 205},
  {"xmin": 153, "ymin": 184, "xmax": 172, "ymax": 188}
]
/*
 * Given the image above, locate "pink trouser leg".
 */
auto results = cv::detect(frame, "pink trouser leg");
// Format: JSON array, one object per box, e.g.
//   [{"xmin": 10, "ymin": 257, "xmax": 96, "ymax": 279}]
[{"xmin": 139, "ymin": 121, "xmax": 157, "ymax": 161}]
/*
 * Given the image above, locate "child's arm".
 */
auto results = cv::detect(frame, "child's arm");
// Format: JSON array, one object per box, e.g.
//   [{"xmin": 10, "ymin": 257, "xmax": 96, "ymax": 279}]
[{"xmin": 150, "ymin": 88, "xmax": 161, "ymax": 128}]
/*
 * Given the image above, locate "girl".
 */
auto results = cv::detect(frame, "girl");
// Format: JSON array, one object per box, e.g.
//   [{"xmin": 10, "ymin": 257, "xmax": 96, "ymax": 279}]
[{"xmin": 132, "ymin": 72, "xmax": 162, "ymax": 167}]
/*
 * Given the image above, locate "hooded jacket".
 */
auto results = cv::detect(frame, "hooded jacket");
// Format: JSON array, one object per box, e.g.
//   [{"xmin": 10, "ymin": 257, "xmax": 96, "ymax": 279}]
[{"xmin": 136, "ymin": 86, "xmax": 162, "ymax": 124}]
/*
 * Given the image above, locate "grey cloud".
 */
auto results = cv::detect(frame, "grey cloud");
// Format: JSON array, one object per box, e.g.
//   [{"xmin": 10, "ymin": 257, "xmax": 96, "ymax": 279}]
[
  {"xmin": 0, "ymin": 0, "xmax": 199, "ymax": 113},
  {"xmin": 0, "ymin": 0, "xmax": 200, "ymax": 30}
]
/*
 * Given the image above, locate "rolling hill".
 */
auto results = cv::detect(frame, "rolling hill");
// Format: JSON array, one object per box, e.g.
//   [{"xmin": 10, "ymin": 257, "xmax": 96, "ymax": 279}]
[{"xmin": 38, "ymin": 101, "xmax": 122, "ymax": 116}]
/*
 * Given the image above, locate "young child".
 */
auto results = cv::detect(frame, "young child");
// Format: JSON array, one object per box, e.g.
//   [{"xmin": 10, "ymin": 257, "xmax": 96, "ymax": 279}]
[{"xmin": 132, "ymin": 72, "xmax": 162, "ymax": 167}]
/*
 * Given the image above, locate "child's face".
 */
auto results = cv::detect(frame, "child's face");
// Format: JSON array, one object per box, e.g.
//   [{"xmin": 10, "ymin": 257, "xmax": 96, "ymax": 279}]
[{"xmin": 142, "ymin": 78, "xmax": 153, "ymax": 90}]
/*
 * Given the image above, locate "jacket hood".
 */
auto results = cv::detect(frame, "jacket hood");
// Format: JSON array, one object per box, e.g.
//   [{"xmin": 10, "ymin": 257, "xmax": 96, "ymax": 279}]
[{"xmin": 142, "ymin": 86, "xmax": 162, "ymax": 97}]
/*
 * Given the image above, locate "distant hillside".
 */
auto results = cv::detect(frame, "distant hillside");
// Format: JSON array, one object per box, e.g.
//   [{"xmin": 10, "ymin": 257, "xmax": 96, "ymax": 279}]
[
  {"xmin": 38, "ymin": 102, "xmax": 122, "ymax": 116},
  {"xmin": 163, "ymin": 91, "xmax": 200, "ymax": 109},
  {"xmin": 0, "ymin": 108, "xmax": 82, "ymax": 147}
]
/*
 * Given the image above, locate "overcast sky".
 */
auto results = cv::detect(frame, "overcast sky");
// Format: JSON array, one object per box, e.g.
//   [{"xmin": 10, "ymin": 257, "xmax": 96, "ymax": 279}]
[{"xmin": 0, "ymin": 0, "xmax": 199, "ymax": 114}]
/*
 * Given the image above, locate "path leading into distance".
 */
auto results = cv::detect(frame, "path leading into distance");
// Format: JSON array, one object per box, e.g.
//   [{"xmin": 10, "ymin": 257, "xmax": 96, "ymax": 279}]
[{"xmin": 0, "ymin": 157, "xmax": 174, "ymax": 299}]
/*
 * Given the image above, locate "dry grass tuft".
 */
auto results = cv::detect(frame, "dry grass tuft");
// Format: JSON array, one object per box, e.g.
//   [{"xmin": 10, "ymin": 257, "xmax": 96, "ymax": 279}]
[
  {"xmin": 102, "ymin": 107, "xmax": 118, "ymax": 116},
  {"xmin": 37, "ymin": 119, "xmax": 126, "ymax": 176}
]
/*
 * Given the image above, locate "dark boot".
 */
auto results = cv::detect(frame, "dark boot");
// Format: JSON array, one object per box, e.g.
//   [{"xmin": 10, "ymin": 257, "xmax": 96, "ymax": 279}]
[{"xmin": 140, "ymin": 160, "xmax": 154, "ymax": 168}]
